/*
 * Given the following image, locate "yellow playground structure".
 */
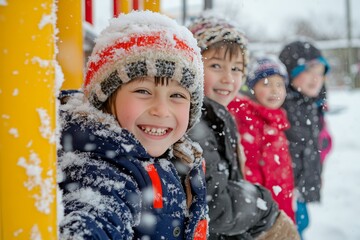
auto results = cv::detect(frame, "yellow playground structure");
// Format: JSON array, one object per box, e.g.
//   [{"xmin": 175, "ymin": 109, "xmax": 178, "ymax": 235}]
[{"xmin": 0, "ymin": 1, "xmax": 160, "ymax": 239}]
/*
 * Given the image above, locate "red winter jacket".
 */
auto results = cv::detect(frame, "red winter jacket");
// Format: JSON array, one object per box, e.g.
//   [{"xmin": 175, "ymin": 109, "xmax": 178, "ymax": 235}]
[{"xmin": 228, "ymin": 96, "xmax": 295, "ymax": 222}]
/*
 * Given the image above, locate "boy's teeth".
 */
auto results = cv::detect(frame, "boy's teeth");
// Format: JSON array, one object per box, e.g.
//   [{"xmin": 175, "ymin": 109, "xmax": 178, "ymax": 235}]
[
  {"xmin": 216, "ymin": 90, "xmax": 230, "ymax": 95},
  {"xmin": 142, "ymin": 127, "xmax": 167, "ymax": 136}
]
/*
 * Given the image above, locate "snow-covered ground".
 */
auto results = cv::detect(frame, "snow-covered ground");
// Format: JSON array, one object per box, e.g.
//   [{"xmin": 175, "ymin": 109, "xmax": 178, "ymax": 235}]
[{"xmin": 304, "ymin": 89, "xmax": 360, "ymax": 240}]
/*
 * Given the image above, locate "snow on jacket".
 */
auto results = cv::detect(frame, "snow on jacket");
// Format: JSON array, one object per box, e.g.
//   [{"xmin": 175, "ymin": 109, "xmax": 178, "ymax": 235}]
[
  {"xmin": 228, "ymin": 96, "xmax": 295, "ymax": 222},
  {"xmin": 188, "ymin": 97, "xmax": 279, "ymax": 239},
  {"xmin": 57, "ymin": 94, "xmax": 208, "ymax": 240},
  {"xmin": 282, "ymin": 86, "xmax": 322, "ymax": 203}
]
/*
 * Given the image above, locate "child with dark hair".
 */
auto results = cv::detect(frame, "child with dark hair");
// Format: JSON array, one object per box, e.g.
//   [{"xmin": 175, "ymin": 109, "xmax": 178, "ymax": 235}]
[
  {"xmin": 279, "ymin": 40, "xmax": 332, "ymax": 238},
  {"xmin": 228, "ymin": 55, "xmax": 296, "ymax": 223},
  {"xmin": 57, "ymin": 11, "xmax": 208, "ymax": 239},
  {"xmin": 188, "ymin": 13, "xmax": 300, "ymax": 240}
]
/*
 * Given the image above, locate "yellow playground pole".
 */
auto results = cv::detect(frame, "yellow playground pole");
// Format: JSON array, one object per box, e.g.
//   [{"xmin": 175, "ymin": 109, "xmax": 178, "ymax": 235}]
[
  {"xmin": 57, "ymin": 0, "xmax": 83, "ymax": 90},
  {"xmin": 144, "ymin": 0, "xmax": 160, "ymax": 12},
  {"xmin": 0, "ymin": 1, "xmax": 59, "ymax": 239}
]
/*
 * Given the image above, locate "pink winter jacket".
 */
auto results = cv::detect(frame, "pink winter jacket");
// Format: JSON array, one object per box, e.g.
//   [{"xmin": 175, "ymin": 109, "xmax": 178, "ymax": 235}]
[{"xmin": 228, "ymin": 96, "xmax": 296, "ymax": 222}]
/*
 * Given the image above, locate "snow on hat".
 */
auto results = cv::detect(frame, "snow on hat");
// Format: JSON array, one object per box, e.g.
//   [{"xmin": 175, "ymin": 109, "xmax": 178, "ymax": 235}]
[
  {"xmin": 84, "ymin": 10, "xmax": 204, "ymax": 130},
  {"xmin": 246, "ymin": 55, "xmax": 289, "ymax": 89},
  {"xmin": 188, "ymin": 11, "xmax": 248, "ymax": 73},
  {"xmin": 279, "ymin": 40, "xmax": 330, "ymax": 81}
]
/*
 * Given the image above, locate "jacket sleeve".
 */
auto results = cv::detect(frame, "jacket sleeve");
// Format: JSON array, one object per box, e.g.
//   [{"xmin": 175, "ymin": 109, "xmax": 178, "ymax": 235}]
[
  {"xmin": 58, "ymin": 152, "xmax": 141, "ymax": 240},
  {"xmin": 286, "ymin": 123, "xmax": 322, "ymax": 202},
  {"xmin": 189, "ymin": 121, "xmax": 279, "ymax": 237}
]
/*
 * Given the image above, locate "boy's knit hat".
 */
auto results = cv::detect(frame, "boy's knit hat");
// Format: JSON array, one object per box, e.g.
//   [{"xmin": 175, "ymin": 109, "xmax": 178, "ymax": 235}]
[
  {"xmin": 187, "ymin": 11, "xmax": 248, "ymax": 73},
  {"xmin": 246, "ymin": 55, "xmax": 288, "ymax": 89},
  {"xmin": 279, "ymin": 40, "xmax": 330, "ymax": 81},
  {"xmin": 84, "ymin": 10, "xmax": 204, "ymax": 130}
]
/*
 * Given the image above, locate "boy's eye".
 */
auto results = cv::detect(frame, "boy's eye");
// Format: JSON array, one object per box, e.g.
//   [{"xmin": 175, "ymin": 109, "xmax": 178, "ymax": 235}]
[
  {"xmin": 210, "ymin": 63, "xmax": 221, "ymax": 69},
  {"xmin": 134, "ymin": 89, "xmax": 150, "ymax": 95},
  {"xmin": 171, "ymin": 92, "xmax": 187, "ymax": 99},
  {"xmin": 232, "ymin": 66, "xmax": 244, "ymax": 72}
]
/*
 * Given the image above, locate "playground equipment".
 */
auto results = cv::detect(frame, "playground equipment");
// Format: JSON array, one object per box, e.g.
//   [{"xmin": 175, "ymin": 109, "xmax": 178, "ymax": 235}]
[{"xmin": 0, "ymin": 1, "xmax": 160, "ymax": 239}]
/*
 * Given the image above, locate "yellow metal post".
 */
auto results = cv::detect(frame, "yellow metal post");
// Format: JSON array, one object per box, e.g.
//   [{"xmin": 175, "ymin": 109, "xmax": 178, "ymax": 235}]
[
  {"xmin": 0, "ymin": 1, "xmax": 59, "ymax": 239},
  {"xmin": 114, "ymin": 0, "xmax": 131, "ymax": 15},
  {"xmin": 57, "ymin": 0, "xmax": 83, "ymax": 90},
  {"xmin": 144, "ymin": 0, "xmax": 160, "ymax": 12}
]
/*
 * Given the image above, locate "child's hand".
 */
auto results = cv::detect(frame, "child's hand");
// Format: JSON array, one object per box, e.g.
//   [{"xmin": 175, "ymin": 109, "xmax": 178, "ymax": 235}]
[{"xmin": 173, "ymin": 135, "xmax": 203, "ymax": 174}]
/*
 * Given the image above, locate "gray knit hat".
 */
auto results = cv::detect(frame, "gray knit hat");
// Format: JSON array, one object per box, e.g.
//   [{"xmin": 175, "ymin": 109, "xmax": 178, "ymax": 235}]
[
  {"xmin": 188, "ymin": 11, "xmax": 248, "ymax": 75},
  {"xmin": 84, "ymin": 10, "xmax": 204, "ymax": 130}
]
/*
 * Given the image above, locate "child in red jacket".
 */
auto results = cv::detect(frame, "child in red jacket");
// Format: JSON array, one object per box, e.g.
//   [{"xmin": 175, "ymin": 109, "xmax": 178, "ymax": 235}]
[{"xmin": 228, "ymin": 55, "xmax": 296, "ymax": 222}]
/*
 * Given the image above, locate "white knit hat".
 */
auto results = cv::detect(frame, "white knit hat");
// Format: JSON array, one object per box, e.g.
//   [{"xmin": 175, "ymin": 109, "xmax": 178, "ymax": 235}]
[{"xmin": 84, "ymin": 11, "xmax": 204, "ymax": 130}]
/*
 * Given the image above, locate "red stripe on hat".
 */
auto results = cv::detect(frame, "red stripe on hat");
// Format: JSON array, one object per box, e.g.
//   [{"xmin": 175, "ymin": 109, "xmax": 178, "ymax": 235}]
[
  {"xmin": 193, "ymin": 219, "xmax": 208, "ymax": 240},
  {"xmin": 84, "ymin": 33, "xmax": 196, "ymax": 88},
  {"xmin": 145, "ymin": 164, "xmax": 163, "ymax": 209},
  {"xmin": 174, "ymin": 35, "xmax": 195, "ymax": 57}
]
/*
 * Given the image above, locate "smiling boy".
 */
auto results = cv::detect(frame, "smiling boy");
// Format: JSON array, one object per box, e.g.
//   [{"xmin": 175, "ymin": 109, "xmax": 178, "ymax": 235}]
[{"xmin": 58, "ymin": 11, "xmax": 208, "ymax": 239}]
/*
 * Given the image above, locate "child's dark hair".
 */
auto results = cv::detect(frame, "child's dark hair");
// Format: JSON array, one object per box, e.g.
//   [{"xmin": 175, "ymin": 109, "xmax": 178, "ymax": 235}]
[
  {"xmin": 207, "ymin": 41, "xmax": 243, "ymax": 60},
  {"xmin": 205, "ymin": 41, "xmax": 246, "ymax": 75}
]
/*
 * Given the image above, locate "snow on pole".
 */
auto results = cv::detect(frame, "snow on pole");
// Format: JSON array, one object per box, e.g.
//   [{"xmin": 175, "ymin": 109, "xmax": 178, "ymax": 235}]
[
  {"xmin": 0, "ymin": 1, "xmax": 59, "ymax": 239},
  {"xmin": 57, "ymin": 0, "xmax": 83, "ymax": 90}
]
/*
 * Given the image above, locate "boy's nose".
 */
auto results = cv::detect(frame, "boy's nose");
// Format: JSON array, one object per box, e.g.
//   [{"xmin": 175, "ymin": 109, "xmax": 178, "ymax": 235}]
[
  {"xmin": 149, "ymin": 100, "xmax": 170, "ymax": 117},
  {"xmin": 221, "ymin": 72, "xmax": 234, "ymax": 84}
]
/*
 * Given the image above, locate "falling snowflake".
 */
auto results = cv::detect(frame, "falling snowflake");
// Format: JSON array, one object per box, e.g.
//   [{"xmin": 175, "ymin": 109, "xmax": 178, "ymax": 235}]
[
  {"xmin": 272, "ymin": 185, "xmax": 282, "ymax": 196},
  {"xmin": 256, "ymin": 197, "xmax": 268, "ymax": 210},
  {"xmin": 274, "ymin": 154, "xmax": 280, "ymax": 165}
]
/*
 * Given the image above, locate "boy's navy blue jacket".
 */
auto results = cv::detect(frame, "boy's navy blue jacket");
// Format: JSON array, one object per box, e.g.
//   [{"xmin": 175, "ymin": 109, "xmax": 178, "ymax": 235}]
[{"xmin": 58, "ymin": 94, "xmax": 208, "ymax": 239}]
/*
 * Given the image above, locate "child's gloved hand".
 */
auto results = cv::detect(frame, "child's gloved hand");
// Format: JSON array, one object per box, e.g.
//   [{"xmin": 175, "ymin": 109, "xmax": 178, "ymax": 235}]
[
  {"xmin": 172, "ymin": 135, "xmax": 203, "ymax": 175},
  {"xmin": 172, "ymin": 135, "xmax": 204, "ymax": 209}
]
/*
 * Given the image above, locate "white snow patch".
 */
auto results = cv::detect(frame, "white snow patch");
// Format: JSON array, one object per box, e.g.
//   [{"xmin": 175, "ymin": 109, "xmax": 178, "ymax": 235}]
[
  {"xmin": 266, "ymin": 128, "xmax": 275, "ymax": 135},
  {"xmin": 26, "ymin": 140, "xmax": 33, "ymax": 148},
  {"xmin": 54, "ymin": 60, "xmax": 64, "ymax": 95},
  {"xmin": 12, "ymin": 88, "xmax": 19, "ymax": 96},
  {"xmin": 272, "ymin": 185, "xmax": 282, "ymax": 196},
  {"xmin": 245, "ymin": 198, "xmax": 252, "ymax": 203},
  {"xmin": 256, "ymin": 197, "xmax": 268, "ymax": 210},
  {"xmin": 243, "ymin": 132, "xmax": 255, "ymax": 143},
  {"xmin": 17, "ymin": 151, "xmax": 55, "ymax": 214},
  {"xmin": 38, "ymin": 13, "xmax": 55, "ymax": 30},
  {"xmin": 13, "ymin": 229, "xmax": 23, "ymax": 237},
  {"xmin": 57, "ymin": 186, "xmax": 64, "ymax": 226},
  {"xmin": 141, "ymin": 212, "xmax": 157, "ymax": 228},
  {"xmin": 9, "ymin": 128, "xmax": 19, "ymax": 138},
  {"xmin": 30, "ymin": 224, "xmax": 42, "ymax": 240},
  {"xmin": 245, "ymin": 169, "xmax": 253, "ymax": 176},
  {"xmin": 2, "ymin": 114, "xmax": 10, "ymax": 119},
  {"xmin": 36, "ymin": 108, "xmax": 55, "ymax": 144},
  {"xmin": 274, "ymin": 154, "xmax": 280, "ymax": 165},
  {"xmin": 121, "ymin": 143, "xmax": 134, "ymax": 153},
  {"xmin": 31, "ymin": 56, "xmax": 51, "ymax": 68}
]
